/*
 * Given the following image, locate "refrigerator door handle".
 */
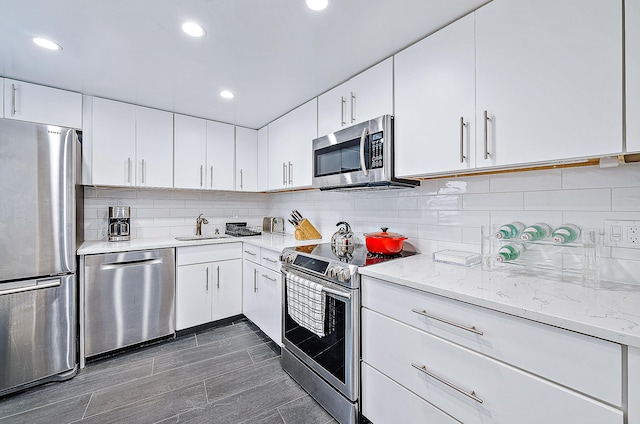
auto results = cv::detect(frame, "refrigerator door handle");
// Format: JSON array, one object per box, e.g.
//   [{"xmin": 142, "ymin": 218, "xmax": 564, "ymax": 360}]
[{"xmin": 0, "ymin": 278, "xmax": 61, "ymax": 296}]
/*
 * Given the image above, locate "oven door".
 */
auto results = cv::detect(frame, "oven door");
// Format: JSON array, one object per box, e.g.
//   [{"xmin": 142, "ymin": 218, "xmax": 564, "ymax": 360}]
[
  {"xmin": 312, "ymin": 115, "xmax": 391, "ymax": 189},
  {"xmin": 282, "ymin": 268, "xmax": 359, "ymax": 402}
]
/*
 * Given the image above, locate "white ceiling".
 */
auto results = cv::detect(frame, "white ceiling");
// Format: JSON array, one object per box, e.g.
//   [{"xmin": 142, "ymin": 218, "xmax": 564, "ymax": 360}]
[{"xmin": 0, "ymin": 0, "xmax": 488, "ymax": 129}]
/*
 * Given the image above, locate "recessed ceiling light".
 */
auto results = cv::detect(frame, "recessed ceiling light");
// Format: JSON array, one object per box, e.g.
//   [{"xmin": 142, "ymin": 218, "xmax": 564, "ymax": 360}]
[
  {"xmin": 181, "ymin": 22, "xmax": 206, "ymax": 38},
  {"xmin": 220, "ymin": 90, "xmax": 234, "ymax": 99},
  {"xmin": 32, "ymin": 37, "xmax": 62, "ymax": 51},
  {"xmin": 306, "ymin": 0, "xmax": 328, "ymax": 11}
]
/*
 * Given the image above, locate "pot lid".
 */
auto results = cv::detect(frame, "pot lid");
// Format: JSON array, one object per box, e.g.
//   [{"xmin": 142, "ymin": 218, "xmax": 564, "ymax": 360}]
[{"xmin": 364, "ymin": 227, "xmax": 407, "ymax": 240}]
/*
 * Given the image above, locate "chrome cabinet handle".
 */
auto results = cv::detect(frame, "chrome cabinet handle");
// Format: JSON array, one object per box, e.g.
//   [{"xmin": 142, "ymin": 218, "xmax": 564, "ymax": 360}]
[
  {"xmin": 239, "ymin": 169, "xmax": 243, "ymax": 190},
  {"xmin": 210, "ymin": 166, "xmax": 214, "ymax": 188},
  {"xmin": 483, "ymin": 110, "xmax": 491, "ymax": 160},
  {"xmin": 127, "ymin": 158, "xmax": 132, "ymax": 184},
  {"xmin": 206, "ymin": 267, "xmax": 209, "ymax": 291},
  {"xmin": 244, "ymin": 249, "xmax": 257, "ymax": 256},
  {"xmin": 359, "ymin": 127, "xmax": 370, "ymax": 176},
  {"xmin": 200, "ymin": 165, "xmax": 204, "ymax": 187},
  {"xmin": 262, "ymin": 273, "xmax": 277, "ymax": 282},
  {"xmin": 216, "ymin": 265, "xmax": 220, "ymax": 289},
  {"xmin": 411, "ymin": 363, "xmax": 483, "ymax": 404},
  {"xmin": 253, "ymin": 269, "xmax": 258, "ymax": 292},
  {"xmin": 11, "ymin": 83, "xmax": 17, "ymax": 116},
  {"xmin": 459, "ymin": 117, "xmax": 466, "ymax": 163},
  {"xmin": 341, "ymin": 96, "xmax": 346, "ymax": 126},
  {"xmin": 288, "ymin": 162, "xmax": 293, "ymax": 185},
  {"xmin": 350, "ymin": 91, "xmax": 356, "ymax": 123},
  {"xmin": 411, "ymin": 308, "xmax": 483, "ymax": 335},
  {"xmin": 262, "ymin": 256, "xmax": 277, "ymax": 263},
  {"xmin": 141, "ymin": 159, "xmax": 146, "ymax": 184},
  {"xmin": 282, "ymin": 162, "xmax": 287, "ymax": 185}
]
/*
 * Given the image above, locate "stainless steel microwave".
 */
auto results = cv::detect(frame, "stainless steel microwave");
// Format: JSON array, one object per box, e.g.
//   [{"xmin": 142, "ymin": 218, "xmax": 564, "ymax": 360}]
[{"xmin": 312, "ymin": 115, "xmax": 419, "ymax": 191}]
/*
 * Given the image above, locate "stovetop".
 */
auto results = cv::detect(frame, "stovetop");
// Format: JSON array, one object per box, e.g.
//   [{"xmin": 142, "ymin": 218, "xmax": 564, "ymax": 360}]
[{"xmin": 291, "ymin": 242, "xmax": 418, "ymax": 268}]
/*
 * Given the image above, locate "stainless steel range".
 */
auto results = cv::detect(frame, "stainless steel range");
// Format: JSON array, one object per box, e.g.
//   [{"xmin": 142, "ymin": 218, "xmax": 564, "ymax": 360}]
[{"xmin": 279, "ymin": 242, "xmax": 416, "ymax": 424}]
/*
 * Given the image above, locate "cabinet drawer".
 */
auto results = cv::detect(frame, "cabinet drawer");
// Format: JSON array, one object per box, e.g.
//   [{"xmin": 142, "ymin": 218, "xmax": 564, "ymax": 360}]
[
  {"xmin": 242, "ymin": 244, "xmax": 261, "ymax": 264},
  {"xmin": 177, "ymin": 243, "xmax": 242, "ymax": 266},
  {"xmin": 260, "ymin": 248, "xmax": 280, "ymax": 271},
  {"xmin": 362, "ymin": 276, "xmax": 621, "ymax": 406},
  {"xmin": 362, "ymin": 363, "xmax": 457, "ymax": 424},
  {"xmin": 362, "ymin": 309, "xmax": 622, "ymax": 424}
]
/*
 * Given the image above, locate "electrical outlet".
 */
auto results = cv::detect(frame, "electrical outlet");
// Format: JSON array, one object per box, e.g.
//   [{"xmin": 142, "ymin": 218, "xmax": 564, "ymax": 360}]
[{"xmin": 604, "ymin": 220, "xmax": 640, "ymax": 248}]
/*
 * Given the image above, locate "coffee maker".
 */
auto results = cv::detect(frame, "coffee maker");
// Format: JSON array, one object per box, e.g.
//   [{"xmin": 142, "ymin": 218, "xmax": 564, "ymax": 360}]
[{"xmin": 108, "ymin": 206, "xmax": 131, "ymax": 241}]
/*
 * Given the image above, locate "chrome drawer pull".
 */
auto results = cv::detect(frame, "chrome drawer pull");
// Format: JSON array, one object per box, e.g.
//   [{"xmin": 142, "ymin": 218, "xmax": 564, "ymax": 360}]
[
  {"xmin": 411, "ymin": 363, "xmax": 483, "ymax": 404},
  {"xmin": 411, "ymin": 308, "xmax": 483, "ymax": 336},
  {"xmin": 262, "ymin": 256, "xmax": 278, "ymax": 263},
  {"xmin": 261, "ymin": 273, "xmax": 277, "ymax": 282},
  {"xmin": 244, "ymin": 250, "xmax": 257, "ymax": 256}
]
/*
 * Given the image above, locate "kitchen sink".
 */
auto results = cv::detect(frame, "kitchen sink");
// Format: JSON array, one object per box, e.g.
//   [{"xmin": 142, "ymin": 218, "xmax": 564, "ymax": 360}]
[{"xmin": 175, "ymin": 235, "xmax": 230, "ymax": 241}]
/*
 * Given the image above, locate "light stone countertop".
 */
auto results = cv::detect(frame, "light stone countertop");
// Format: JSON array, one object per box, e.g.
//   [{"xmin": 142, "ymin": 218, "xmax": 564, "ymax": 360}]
[
  {"xmin": 77, "ymin": 233, "xmax": 330, "ymax": 256},
  {"xmin": 359, "ymin": 254, "xmax": 640, "ymax": 348}
]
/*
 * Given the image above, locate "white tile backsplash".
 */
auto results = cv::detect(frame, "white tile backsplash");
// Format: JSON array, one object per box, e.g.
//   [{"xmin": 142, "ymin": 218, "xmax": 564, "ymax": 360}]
[{"xmin": 84, "ymin": 163, "xmax": 640, "ymax": 284}]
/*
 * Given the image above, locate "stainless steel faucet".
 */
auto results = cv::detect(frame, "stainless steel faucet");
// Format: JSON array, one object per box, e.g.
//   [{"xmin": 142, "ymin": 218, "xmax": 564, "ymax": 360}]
[{"xmin": 195, "ymin": 213, "xmax": 209, "ymax": 235}]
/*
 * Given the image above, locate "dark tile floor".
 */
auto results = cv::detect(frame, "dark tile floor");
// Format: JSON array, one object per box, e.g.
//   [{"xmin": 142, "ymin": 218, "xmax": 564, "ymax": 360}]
[{"xmin": 0, "ymin": 318, "xmax": 336, "ymax": 424}]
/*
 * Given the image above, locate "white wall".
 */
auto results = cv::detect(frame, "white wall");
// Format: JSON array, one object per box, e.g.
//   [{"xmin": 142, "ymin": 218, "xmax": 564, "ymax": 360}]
[{"xmin": 84, "ymin": 162, "xmax": 640, "ymax": 285}]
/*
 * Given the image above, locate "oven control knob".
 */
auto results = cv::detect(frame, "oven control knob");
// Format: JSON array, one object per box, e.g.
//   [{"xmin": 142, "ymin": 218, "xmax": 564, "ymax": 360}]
[{"xmin": 338, "ymin": 269, "xmax": 351, "ymax": 283}]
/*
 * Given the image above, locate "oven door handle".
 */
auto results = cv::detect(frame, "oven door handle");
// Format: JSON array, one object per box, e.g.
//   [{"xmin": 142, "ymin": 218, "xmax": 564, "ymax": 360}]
[
  {"xmin": 322, "ymin": 286, "xmax": 351, "ymax": 300},
  {"xmin": 359, "ymin": 126, "xmax": 370, "ymax": 176}
]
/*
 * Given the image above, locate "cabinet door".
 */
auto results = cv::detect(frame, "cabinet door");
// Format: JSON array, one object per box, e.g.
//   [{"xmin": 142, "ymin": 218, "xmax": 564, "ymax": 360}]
[
  {"xmin": 267, "ymin": 119, "xmax": 288, "ymax": 190},
  {"xmin": 242, "ymin": 260, "xmax": 260, "ymax": 325},
  {"xmin": 211, "ymin": 259, "xmax": 242, "ymax": 321},
  {"xmin": 235, "ymin": 127, "xmax": 258, "ymax": 191},
  {"xmin": 136, "ymin": 106, "xmax": 174, "ymax": 188},
  {"xmin": 627, "ymin": 0, "xmax": 640, "ymax": 153},
  {"xmin": 258, "ymin": 267, "xmax": 282, "ymax": 345},
  {"xmin": 91, "ymin": 98, "xmax": 136, "ymax": 186},
  {"xmin": 3, "ymin": 79, "xmax": 82, "ymax": 128},
  {"xmin": 475, "ymin": 0, "xmax": 622, "ymax": 168},
  {"xmin": 395, "ymin": 14, "xmax": 475, "ymax": 177},
  {"xmin": 174, "ymin": 114, "xmax": 207, "ymax": 189},
  {"xmin": 176, "ymin": 263, "xmax": 211, "ymax": 330},
  {"xmin": 347, "ymin": 57, "xmax": 393, "ymax": 127},
  {"xmin": 283, "ymin": 98, "xmax": 317, "ymax": 189},
  {"xmin": 630, "ymin": 347, "xmax": 640, "ymax": 424},
  {"xmin": 206, "ymin": 120, "xmax": 235, "ymax": 190},
  {"xmin": 317, "ymin": 83, "xmax": 348, "ymax": 137},
  {"xmin": 257, "ymin": 126, "xmax": 269, "ymax": 191}
]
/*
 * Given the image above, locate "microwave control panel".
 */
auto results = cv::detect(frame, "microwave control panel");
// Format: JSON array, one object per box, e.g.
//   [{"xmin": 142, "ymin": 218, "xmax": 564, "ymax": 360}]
[{"xmin": 370, "ymin": 131, "xmax": 384, "ymax": 169}]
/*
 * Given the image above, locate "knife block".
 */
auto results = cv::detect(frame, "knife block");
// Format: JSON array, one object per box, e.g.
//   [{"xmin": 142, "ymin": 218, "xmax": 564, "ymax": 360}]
[{"xmin": 294, "ymin": 218, "xmax": 322, "ymax": 240}]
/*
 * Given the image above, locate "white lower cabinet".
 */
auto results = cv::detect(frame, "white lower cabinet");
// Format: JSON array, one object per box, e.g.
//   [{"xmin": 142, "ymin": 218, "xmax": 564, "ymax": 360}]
[
  {"xmin": 630, "ymin": 346, "xmax": 640, "ymax": 424},
  {"xmin": 362, "ymin": 363, "xmax": 457, "ymax": 424},
  {"xmin": 242, "ymin": 244, "xmax": 282, "ymax": 345},
  {"xmin": 176, "ymin": 244, "xmax": 242, "ymax": 331},
  {"xmin": 362, "ymin": 308, "xmax": 622, "ymax": 424}
]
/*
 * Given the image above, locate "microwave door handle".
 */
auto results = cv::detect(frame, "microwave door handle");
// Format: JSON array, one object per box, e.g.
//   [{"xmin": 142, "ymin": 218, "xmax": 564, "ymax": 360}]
[{"xmin": 359, "ymin": 127, "xmax": 370, "ymax": 176}]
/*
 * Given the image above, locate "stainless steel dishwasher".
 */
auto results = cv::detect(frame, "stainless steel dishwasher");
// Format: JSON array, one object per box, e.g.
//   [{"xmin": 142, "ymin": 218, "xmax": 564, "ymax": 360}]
[{"xmin": 83, "ymin": 248, "xmax": 175, "ymax": 358}]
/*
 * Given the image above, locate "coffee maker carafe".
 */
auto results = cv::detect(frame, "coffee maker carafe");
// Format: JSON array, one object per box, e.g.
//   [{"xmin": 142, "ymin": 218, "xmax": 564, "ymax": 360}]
[{"xmin": 108, "ymin": 206, "xmax": 131, "ymax": 241}]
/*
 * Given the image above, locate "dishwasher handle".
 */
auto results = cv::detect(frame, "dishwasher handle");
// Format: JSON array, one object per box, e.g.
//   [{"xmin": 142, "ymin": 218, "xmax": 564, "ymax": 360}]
[{"xmin": 100, "ymin": 258, "xmax": 163, "ymax": 270}]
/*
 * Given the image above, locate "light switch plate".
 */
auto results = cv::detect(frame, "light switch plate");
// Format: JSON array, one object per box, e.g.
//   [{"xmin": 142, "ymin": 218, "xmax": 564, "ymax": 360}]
[{"xmin": 604, "ymin": 220, "xmax": 640, "ymax": 248}]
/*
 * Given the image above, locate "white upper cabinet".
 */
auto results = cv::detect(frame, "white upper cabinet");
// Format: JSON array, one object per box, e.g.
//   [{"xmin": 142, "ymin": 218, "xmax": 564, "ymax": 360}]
[
  {"xmin": 317, "ymin": 57, "xmax": 393, "ymax": 137},
  {"xmin": 395, "ymin": 13, "xmax": 475, "ymax": 177},
  {"xmin": 174, "ymin": 114, "xmax": 207, "ymax": 189},
  {"xmin": 87, "ymin": 97, "xmax": 136, "ymax": 186},
  {"xmin": 3, "ymin": 79, "xmax": 82, "ymax": 129},
  {"xmin": 475, "ymin": 0, "xmax": 622, "ymax": 168},
  {"xmin": 268, "ymin": 98, "xmax": 317, "ymax": 190},
  {"xmin": 627, "ymin": 0, "xmax": 640, "ymax": 153},
  {"xmin": 135, "ymin": 106, "xmax": 174, "ymax": 188},
  {"xmin": 257, "ymin": 126, "xmax": 269, "ymax": 192},
  {"xmin": 236, "ymin": 127, "xmax": 258, "ymax": 192},
  {"xmin": 206, "ymin": 120, "xmax": 235, "ymax": 190},
  {"xmin": 84, "ymin": 97, "xmax": 174, "ymax": 188}
]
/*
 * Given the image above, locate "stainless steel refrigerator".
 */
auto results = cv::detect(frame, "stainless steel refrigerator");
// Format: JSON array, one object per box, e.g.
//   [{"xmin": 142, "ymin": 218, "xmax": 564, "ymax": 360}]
[{"xmin": 0, "ymin": 118, "xmax": 82, "ymax": 396}]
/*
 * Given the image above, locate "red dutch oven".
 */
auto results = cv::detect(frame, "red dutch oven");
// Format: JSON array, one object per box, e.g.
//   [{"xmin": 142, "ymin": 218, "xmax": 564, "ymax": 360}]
[{"xmin": 364, "ymin": 227, "xmax": 408, "ymax": 255}]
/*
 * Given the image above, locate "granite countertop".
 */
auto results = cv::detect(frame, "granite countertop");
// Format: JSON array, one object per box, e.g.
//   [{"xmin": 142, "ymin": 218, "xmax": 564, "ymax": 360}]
[
  {"xmin": 78, "ymin": 233, "xmax": 330, "ymax": 256},
  {"xmin": 359, "ymin": 254, "xmax": 640, "ymax": 349}
]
